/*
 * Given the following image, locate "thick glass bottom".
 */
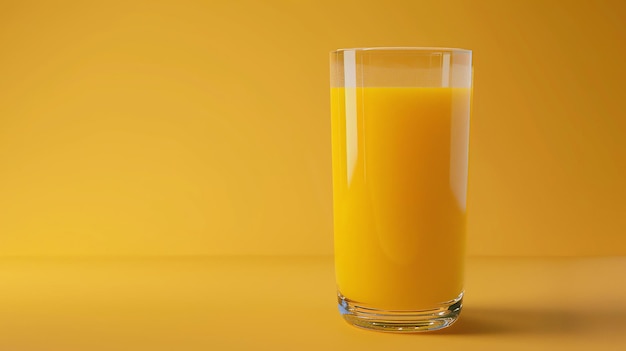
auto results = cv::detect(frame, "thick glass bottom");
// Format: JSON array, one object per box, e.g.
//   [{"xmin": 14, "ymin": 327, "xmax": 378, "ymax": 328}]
[{"xmin": 337, "ymin": 291, "xmax": 463, "ymax": 333}]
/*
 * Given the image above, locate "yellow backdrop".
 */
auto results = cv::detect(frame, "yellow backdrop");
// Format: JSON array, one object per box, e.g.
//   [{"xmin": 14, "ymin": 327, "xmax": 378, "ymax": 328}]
[{"xmin": 0, "ymin": 0, "xmax": 624, "ymax": 256}]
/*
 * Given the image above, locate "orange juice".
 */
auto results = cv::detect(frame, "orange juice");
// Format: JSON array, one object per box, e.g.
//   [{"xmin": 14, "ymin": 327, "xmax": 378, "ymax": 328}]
[{"xmin": 331, "ymin": 87, "xmax": 470, "ymax": 310}]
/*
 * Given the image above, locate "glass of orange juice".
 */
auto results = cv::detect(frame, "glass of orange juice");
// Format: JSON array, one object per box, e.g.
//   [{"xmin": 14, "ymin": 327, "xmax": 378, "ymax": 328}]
[{"xmin": 330, "ymin": 47, "xmax": 472, "ymax": 332}]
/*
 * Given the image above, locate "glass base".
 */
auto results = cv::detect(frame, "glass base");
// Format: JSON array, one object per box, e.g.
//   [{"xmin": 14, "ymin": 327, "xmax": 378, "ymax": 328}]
[{"xmin": 337, "ymin": 291, "xmax": 463, "ymax": 333}]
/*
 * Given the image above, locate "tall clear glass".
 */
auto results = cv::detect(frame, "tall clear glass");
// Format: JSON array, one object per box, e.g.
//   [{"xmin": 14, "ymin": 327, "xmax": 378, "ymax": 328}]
[{"xmin": 330, "ymin": 47, "xmax": 472, "ymax": 332}]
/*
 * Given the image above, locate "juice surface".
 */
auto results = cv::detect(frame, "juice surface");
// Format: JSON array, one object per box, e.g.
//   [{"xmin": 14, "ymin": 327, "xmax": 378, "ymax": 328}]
[{"xmin": 331, "ymin": 87, "xmax": 470, "ymax": 310}]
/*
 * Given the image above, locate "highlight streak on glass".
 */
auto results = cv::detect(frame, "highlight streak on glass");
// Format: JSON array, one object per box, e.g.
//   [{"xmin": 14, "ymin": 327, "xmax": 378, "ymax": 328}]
[
  {"xmin": 441, "ymin": 52, "xmax": 450, "ymax": 87},
  {"xmin": 343, "ymin": 50, "xmax": 358, "ymax": 184}
]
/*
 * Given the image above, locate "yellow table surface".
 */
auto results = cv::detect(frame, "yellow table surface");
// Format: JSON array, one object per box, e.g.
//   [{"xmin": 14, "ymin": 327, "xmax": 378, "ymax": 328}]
[{"xmin": 1, "ymin": 256, "xmax": 624, "ymax": 350}]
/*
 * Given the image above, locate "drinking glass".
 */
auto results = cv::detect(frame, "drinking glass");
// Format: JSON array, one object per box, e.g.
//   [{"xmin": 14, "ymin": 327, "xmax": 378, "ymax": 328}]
[{"xmin": 330, "ymin": 47, "xmax": 472, "ymax": 332}]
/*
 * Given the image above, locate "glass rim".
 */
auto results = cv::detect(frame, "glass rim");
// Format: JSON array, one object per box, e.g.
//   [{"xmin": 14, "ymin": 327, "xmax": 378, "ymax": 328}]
[{"xmin": 330, "ymin": 47, "xmax": 471, "ymax": 54}]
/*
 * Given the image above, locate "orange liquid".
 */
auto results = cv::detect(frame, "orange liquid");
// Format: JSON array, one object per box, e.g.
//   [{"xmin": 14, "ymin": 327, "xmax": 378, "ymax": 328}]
[{"xmin": 331, "ymin": 87, "xmax": 470, "ymax": 310}]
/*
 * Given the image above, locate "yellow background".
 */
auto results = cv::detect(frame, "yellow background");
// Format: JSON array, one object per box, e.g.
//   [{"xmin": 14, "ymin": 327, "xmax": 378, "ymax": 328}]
[{"xmin": 0, "ymin": 0, "xmax": 624, "ymax": 257}]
